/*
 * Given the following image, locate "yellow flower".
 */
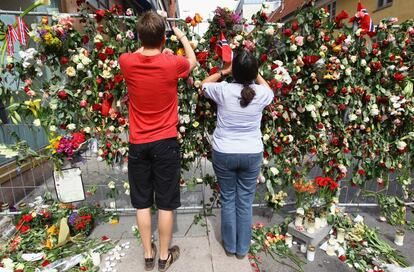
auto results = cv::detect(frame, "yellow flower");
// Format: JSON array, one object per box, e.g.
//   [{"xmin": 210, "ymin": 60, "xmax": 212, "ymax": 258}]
[
  {"xmin": 176, "ymin": 48, "xmax": 185, "ymax": 56},
  {"xmin": 192, "ymin": 121, "xmax": 199, "ymax": 128},
  {"xmin": 47, "ymin": 225, "xmax": 58, "ymax": 235},
  {"xmin": 44, "ymin": 33, "xmax": 52, "ymax": 42},
  {"xmin": 66, "ymin": 66, "xmax": 76, "ymax": 77},
  {"xmin": 332, "ymin": 44, "xmax": 342, "ymax": 53},
  {"xmin": 45, "ymin": 238, "xmax": 53, "ymax": 249},
  {"xmin": 110, "ymin": 218, "xmax": 119, "ymax": 224}
]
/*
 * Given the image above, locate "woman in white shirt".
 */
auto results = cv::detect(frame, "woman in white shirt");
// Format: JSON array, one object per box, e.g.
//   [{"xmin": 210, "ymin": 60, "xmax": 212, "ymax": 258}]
[{"xmin": 202, "ymin": 49, "xmax": 274, "ymax": 258}]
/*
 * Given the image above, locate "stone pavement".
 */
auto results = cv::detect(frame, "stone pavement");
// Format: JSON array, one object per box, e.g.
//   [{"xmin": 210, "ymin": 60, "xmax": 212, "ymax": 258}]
[{"xmin": 91, "ymin": 212, "xmax": 252, "ymax": 272}]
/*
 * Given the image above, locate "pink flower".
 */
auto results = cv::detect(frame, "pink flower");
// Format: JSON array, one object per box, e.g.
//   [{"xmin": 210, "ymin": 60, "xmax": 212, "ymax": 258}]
[
  {"xmin": 243, "ymin": 40, "xmax": 256, "ymax": 51},
  {"xmin": 295, "ymin": 36, "xmax": 304, "ymax": 46}
]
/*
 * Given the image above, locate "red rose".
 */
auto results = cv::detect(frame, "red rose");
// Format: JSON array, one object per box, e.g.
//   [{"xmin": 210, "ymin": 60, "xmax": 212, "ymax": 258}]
[
  {"xmin": 114, "ymin": 74, "xmax": 123, "ymax": 84},
  {"xmin": 329, "ymin": 180, "xmax": 339, "ymax": 191},
  {"xmin": 314, "ymin": 20, "xmax": 321, "ymax": 28},
  {"xmin": 95, "ymin": 41, "xmax": 104, "ymax": 51},
  {"xmin": 42, "ymin": 260, "xmax": 50, "ymax": 267},
  {"xmin": 118, "ymin": 117, "xmax": 126, "ymax": 126},
  {"xmin": 393, "ymin": 73, "xmax": 405, "ymax": 82},
  {"xmin": 338, "ymin": 104, "xmax": 346, "ymax": 110},
  {"xmin": 210, "ymin": 36, "xmax": 218, "ymax": 44},
  {"xmin": 302, "ymin": 56, "xmax": 320, "ymax": 65},
  {"xmin": 316, "ymin": 123, "xmax": 324, "ymax": 130},
  {"xmin": 335, "ymin": 10, "xmax": 349, "ymax": 24},
  {"xmin": 82, "ymin": 35, "xmax": 89, "ymax": 44},
  {"xmin": 96, "ymin": 76, "xmax": 103, "ymax": 85},
  {"xmin": 98, "ymin": 52, "xmax": 107, "ymax": 61},
  {"xmin": 57, "ymin": 90, "xmax": 68, "ymax": 100},
  {"xmin": 196, "ymin": 51, "xmax": 209, "ymax": 65},
  {"xmin": 357, "ymin": 169, "xmax": 366, "ymax": 175},
  {"xmin": 323, "ymin": 35, "xmax": 331, "ymax": 42},
  {"xmin": 22, "ymin": 214, "xmax": 33, "ymax": 222},
  {"xmin": 273, "ymin": 146, "xmax": 283, "ymax": 154},
  {"xmin": 59, "ymin": 56, "xmax": 69, "ymax": 65},
  {"xmin": 59, "ymin": 123, "xmax": 67, "ymax": 130},
  {"xmin": 185, "ymin": 16, "xmax": 192, "ymax": 23},
  {"xmin": 315, "ymin": 176, "xmax": 329, "ymax": 187},
  {"xmin": 95, "ymin": 9, "xmax": 106, "ymax": 22},
  {"xmin": 283, "ymin": 28, "xmax": 292, "ymax": 37},
  {"xmin": 105, "ymin": 47, "xmax": 114, "ymax": 55},
  {"xmin": 260, "ymin": 54, "xmax": 268, "ymax": 62},
  {"xmin": 101, "ymin": 235, "xmax": 110, "ymax": 241},
  {"xmin": 209, "ymin": 66, "xmax": 219, "ymax": 76},
  {"xmin": 291, "ymin": 21, "xmax": 299, "ymax": 31},
  {"xmin": 80, "ymin": 100, "xmax": 88, "ymax": 108},
  {"xmin": 106, "ymin": 142, "xmax": 112, "ymax": 148},
  {"xmin": 338, "ymin": 255, "xmax": 347, "ymax": 262},
  {"xmin": 92, "ymin": 103, "xmax": 102, "ymax": 111},
  {"xmin": 20, "ymin": 225, "xmax": 30, "ymax": 233}
]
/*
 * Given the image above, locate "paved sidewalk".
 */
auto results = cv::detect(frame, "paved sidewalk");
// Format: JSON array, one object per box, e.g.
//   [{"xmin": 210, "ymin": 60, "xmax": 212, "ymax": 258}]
[{"xmin": 92, "ymin": 213, "xmax": 252, "ymax": 272}]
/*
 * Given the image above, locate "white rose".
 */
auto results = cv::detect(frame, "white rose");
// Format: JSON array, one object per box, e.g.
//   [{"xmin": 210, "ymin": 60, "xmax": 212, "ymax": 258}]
[
  {"xmin": 305, "ymin": 104, "xmax": 316, "ymax": 112},
  {"xmin": 263, "ymin": 158, "xmax": 269, "ymax": 165},
  {"xmin": 396, "ymin": 141, "xmax": 407, "ymax": 150},
  {"xmin": 76, "ymin": 63, "xmax": 84, "ymax": 70},
  {"xmin": 81, "ymin": 57, "xmax": 91, "ymax": 66},
  {"xmin": 199, "ymin": 38, "xmax": 206, "ymax": 44},
  {"xmin": 170, "ymin": 35, "xmax": 177, "ymax": 42},
  {"xmin": 370, "ymin": 106, "xmax": 379, "ymax": 116},
  {"xmin": 72, "ymin": 55, "xmax": 80, "ymax": 63},
  {"xmin": 108, "ymin": 125, "xmax": 115, "ymax": 132},
  {"xmin": 345, "ymin": 68, "xmax": 352, "ymax": 76},
  {"xmin": 265, "ymin": 27, "xmax": 275, "ymax": 36},
  {"xmin": 108, "ymin": 181, "xmax": 116, "ymax": 189},
  {"xmin": 234, "ymin": 35, "xmax": 243, "ymax": 41},
  {"xmin": 50, "ymin": 125, "xmax": 57, "ymax": 132},
  {"xmin": 365, "ymin": 67, "xmax": 371, "ymax": 75},
  {"xmin": 194, "ymin": 80, "xmax": 201, "ymax": 88},
  {"xmin": 350, "ymin": 55, "xmax": 357, "ymax": 63},
  {"xmin": 84, "ymin": 127, "xmax": 91, "ymax": 134},
  {"xmin": 33, "ymin": 119, "xmax": 41, "ymax": 127},
  {"xmin": 348, "ymin": 114, "xmax": 357, "ymax": 121},
  {"xmin": 270, "ymin": 167, "xmax": 279, "ymax": 176},
  {"xmin": 67, "ymin": 123, "xmax": 76, "ymax": 130},
  {"xmin": 66, "ymin": 66, "xmax": 76, "ymax": 77},
  {"xmin": 263, "ymin": 134, "xmax": 270, "ymax": 142},
  {"xmin": 102, "ymin": 69, "xmax": 112, "ymax": 79},
  {"xmin": 289, "ymin": 44, "xmax": 297, "ymax": 51},
  {"xmin": 354, "ymin": 215, "xmax": 364, "ymax": 223},
  {"xmin": 360, "ymin": 59, "xmax": 367, "ymax": 67},
  {"xmin": 179, "ymin": 126, "xmax": 186, "ymax": 133}
]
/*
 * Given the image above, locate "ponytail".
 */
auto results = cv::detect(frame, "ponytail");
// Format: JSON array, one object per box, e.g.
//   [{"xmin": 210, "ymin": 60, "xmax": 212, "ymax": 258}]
[{"xmin": 239, "ymin": 83, "xmax": 256, "ymax": 108}]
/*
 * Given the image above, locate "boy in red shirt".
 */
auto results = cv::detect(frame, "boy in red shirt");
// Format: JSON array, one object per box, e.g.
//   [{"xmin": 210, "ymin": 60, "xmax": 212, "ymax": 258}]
[{"xmin": 119, "ymin": 11, "xmax": 196, "ymax": 272}]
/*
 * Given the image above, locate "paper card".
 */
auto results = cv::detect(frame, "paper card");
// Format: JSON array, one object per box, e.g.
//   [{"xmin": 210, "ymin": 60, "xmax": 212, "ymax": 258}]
[{"xmin": 54, "ymin": 167, "xmax": 85, "ymax": 203}]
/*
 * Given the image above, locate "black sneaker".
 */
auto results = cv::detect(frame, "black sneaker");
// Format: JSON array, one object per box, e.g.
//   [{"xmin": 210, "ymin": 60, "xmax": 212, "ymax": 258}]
[{"xmin": 144, "ymin": 243, "xmax": 157, "ymax": 271}]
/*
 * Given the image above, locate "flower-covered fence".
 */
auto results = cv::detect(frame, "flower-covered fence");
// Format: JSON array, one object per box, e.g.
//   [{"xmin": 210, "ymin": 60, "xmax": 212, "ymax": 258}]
[{"xmin": 0, "ymin": 1, "xmax": 413, "ymax": 224}]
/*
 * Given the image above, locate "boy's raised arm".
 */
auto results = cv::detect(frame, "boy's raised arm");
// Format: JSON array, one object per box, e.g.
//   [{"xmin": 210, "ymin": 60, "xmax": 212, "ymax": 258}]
[{"xmin": 172, "ymin": 26, "xmax": 197, "ymax": 71}]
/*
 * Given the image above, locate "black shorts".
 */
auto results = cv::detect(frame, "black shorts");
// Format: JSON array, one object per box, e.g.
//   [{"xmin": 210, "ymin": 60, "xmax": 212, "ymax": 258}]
[{"xmin": 128, "ymin": 138, "xmax": 181, "ymax": 210}]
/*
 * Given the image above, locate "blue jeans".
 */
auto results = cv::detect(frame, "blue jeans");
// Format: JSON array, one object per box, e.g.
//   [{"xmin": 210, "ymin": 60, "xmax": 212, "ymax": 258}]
[{"xmin": 212, "ymin": 150, "xmax": 262, "ymax": 256}]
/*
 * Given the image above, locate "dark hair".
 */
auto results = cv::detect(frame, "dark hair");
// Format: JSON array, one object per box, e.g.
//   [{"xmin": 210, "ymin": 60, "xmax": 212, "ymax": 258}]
[
  {"xmin": 137, "ymin": 11, "xmax": 165, "ymax": 48},
  {"xmin": 232, "ymin": 50, "xmax": 259, "ymax": 107}
]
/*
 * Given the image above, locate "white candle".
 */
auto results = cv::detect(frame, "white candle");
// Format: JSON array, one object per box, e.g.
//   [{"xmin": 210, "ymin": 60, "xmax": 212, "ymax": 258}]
[
  {"xmin": 295, "ymin": 215, "xmax": 303, "ymax": 227},
  {"xmin": 394, "ymin": 230, "xmax": 405, "ymax": 246},
  {"xmin": 300, "ymin": 244, "xmax": 307, "ymax": 253},
  {"xmin": 326, "ymin": 238, "xmax": 336, "ymax": 256},
  {"xmin": 285, "ymin": 233, "xmax": 293, "ymax": 248},
  {"xmin": 337, "ymin": 228, "xmax": 345, "ymax": 243},
  {"xmin": 315, "ymin": 217, "xmax": 321, "ymax": 229},
  {"xmin": 307, "ymin": 245, "xmax": 316, "ymax": 262}
]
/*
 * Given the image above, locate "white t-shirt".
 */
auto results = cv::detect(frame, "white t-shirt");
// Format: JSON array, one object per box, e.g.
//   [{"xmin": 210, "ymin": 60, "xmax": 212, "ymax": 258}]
[{"xmin": 202, "ymin": 82, "xmax": 274, "ymax": 154}]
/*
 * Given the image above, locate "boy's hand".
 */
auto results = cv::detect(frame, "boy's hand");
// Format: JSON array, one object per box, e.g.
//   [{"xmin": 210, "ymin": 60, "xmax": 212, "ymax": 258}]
[{"xmin": 172, "ymin": 27, "xmax": 186, "ymax": 41}]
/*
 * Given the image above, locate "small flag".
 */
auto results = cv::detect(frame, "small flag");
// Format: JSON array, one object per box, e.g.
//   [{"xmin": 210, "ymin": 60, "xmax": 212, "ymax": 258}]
[
  {"xmin": 350, "ymin": 1, "xmax": 375, "ymax": 35},
  {"xmin": 16, "ymin": 16, "xmax": 30, "ymax": 46},
  {"xmin": 215, "ymin": 32, "xmax": 233, "ymax": 63}
]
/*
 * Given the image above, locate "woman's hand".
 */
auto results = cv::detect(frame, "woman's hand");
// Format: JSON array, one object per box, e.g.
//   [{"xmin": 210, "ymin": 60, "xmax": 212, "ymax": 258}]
[
  {"xmin": 172, "ymin": 26, "xmax": 185, "ymax": 40},
  {"xmin": 222, "ymin": 62, "xmax": 232, "ymax": 76}
]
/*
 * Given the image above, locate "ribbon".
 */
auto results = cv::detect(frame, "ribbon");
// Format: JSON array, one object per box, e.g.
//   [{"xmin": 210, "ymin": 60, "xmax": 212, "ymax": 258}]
[
  {"xmin": 16, "ymin": 16, "xmax": 30, "ymax": 46},
  {"xmin": 6, "ymin": 25, "xmax": 18, "ymax": 55}
]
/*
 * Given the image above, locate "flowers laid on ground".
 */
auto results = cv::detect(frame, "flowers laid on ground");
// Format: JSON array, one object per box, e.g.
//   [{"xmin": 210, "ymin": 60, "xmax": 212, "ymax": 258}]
[
  {"xmin": 0, "ymin": 195, "xmax": 114, "ymax": 271},
  {"xmin": 249, "ymin": 222, "xmax": 305, "ymax": 272},
  {"xmin": 0, "ymin": 0, "xmax": 413, "ymax": 242},
  {"xmin": 330, "ymin": 213, "xmax": 409, "ymax": 272}
]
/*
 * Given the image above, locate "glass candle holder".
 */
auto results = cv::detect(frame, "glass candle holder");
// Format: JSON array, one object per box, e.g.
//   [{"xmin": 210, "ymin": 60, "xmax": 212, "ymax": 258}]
[
  {"xmin": 1, "ymin": 203, "xmax": 9, "ymax": 212},
  {"xmin": 285, "ymin": 233, "xmax": 293, "ymax": 248},
  {"xmin": 307, "ymin": 245, "xmax": 316, "ymax": 261},
  {"xmin": 307, "ymin": 218, "xmax": 315, "ymax": 234},
  {"xmin": 300, "ymin": 243, "xmax": 307, "ymax": 253},
  {"xmin": 326, "ymin": 238, "xmax": 336, "ymax": 256},
  {"xmin": 337, "ymin": 228, "xmax": 345, "ymax": 243},
  {"xmin": 295, "ymin": 214, "xmax": 304, "ymax": 228},
  {"xmin": 315, "ymin": 217, "xmax": 321, "ymax": 229},
  {"xmin": 394, "ymin": 229, "xmax": 405, "ymax": 246}
]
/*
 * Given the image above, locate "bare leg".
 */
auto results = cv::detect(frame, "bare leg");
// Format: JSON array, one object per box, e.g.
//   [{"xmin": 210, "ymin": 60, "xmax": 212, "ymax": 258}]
[
  {"xmin": 158, "ymin": 209, "xmax": 174, "ymax": 260},
  {"xmin": 137, "ymin": 208, "xmax": 153, "ymax": 258}
]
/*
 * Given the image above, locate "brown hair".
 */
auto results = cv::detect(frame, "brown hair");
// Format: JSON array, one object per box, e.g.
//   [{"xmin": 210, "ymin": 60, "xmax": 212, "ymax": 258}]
[{"xmin": 137, "ymin": 11, "xmax": 165, "ymax": 48}]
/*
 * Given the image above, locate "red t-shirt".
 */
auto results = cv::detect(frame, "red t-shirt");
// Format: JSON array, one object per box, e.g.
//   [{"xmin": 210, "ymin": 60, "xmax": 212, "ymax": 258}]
[{"xmin": 119, "ymin": 53, "xmax": 190, "ymax": 144}]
